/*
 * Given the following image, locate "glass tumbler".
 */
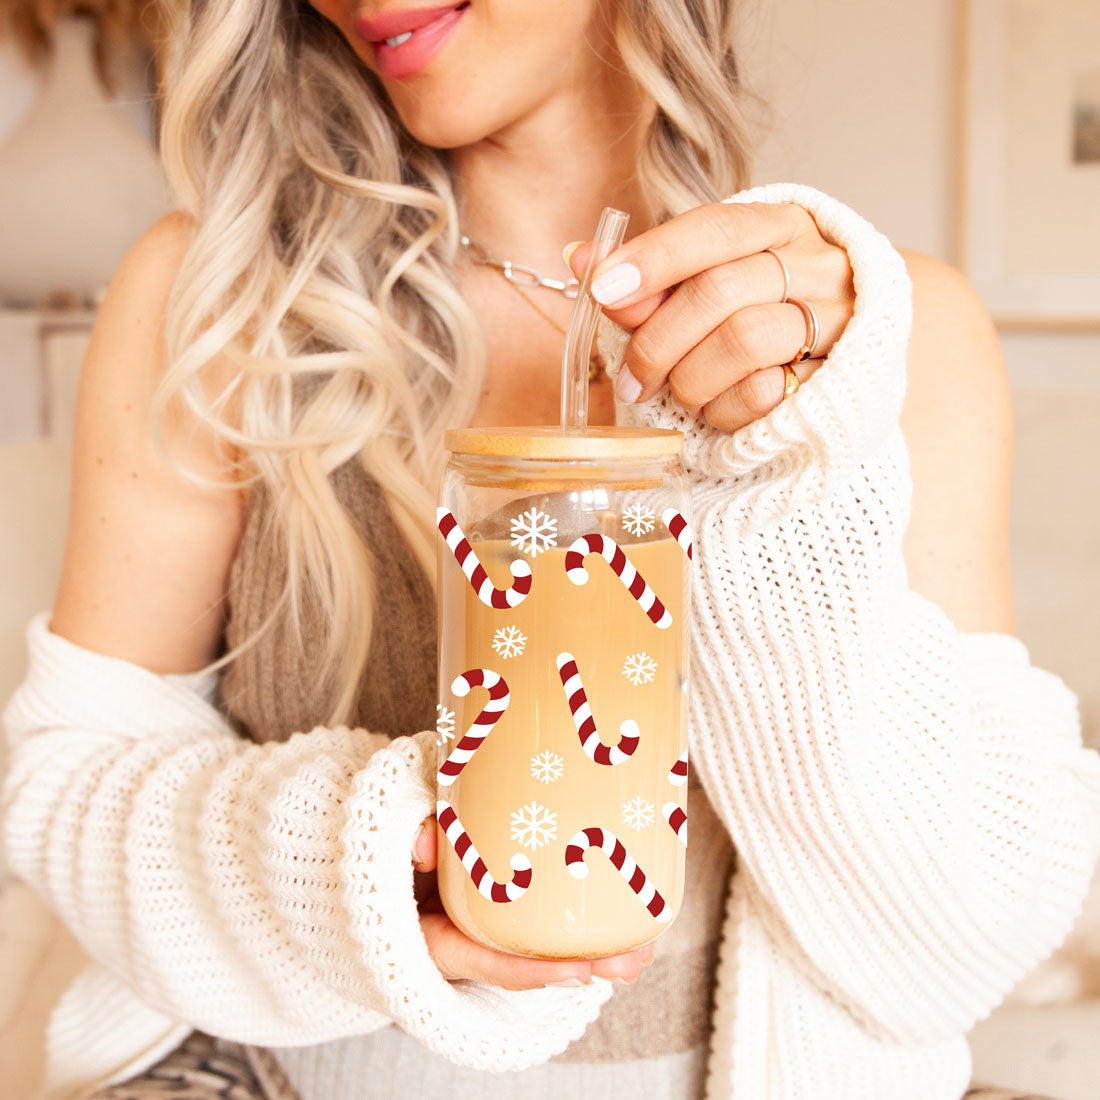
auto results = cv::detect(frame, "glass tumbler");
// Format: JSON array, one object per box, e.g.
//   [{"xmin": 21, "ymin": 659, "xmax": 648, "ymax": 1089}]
[{"xmin": 434, "ymin": 426, "xmax": 693, "ymax": 958}]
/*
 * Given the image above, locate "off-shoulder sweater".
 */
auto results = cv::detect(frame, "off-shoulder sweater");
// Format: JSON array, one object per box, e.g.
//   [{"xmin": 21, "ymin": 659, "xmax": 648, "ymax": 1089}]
[{"xmin": 4, "ymin": 183, "xmax": 1100, "ymax": 1100}]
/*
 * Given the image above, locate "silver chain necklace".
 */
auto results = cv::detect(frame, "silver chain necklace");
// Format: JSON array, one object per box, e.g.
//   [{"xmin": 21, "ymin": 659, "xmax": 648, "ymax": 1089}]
[{"xmin": 459, "ymin": 234, "xmax": 580, "ymax": 299}]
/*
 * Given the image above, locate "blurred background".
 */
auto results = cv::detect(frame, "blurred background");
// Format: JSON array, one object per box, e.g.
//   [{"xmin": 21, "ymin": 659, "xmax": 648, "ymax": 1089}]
[{"xmin": 0, "ymin": 0, "xmax": 1097, "ymax": 1097}]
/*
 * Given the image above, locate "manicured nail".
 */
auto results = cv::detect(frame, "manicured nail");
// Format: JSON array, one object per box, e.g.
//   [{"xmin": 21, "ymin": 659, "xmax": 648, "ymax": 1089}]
[
  {"xmin": 591, "ymin": 262, "xmax": 642, "ymax": 305},
  {"xmin": 562, "ymin": 241, "xmax": 583, "ymax": 268},
  {"xmin": 615, "ymin": 366, "xmax": 643, "ymax": 404},
  {"xmin": 544, "ymin": 977, "xmax": 585, "ymax": 988},
  {"xmin": 412, "ymin": 826, "xmax": 431, "ymax": 865}
]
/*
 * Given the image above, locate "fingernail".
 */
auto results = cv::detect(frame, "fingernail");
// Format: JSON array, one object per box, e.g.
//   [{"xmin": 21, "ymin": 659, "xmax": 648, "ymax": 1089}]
[
  {"xmin": 640, "ymin": 945, "xmax": 656, "ymax": 967},
  {"xmin": 544, "ymin": 978, "xmax": 585, "ymax": 988},
  {"xmin": 562, "ymin": 241, "xmax": 583, "ymax": 268},
  {"xmin": 615, "ymin": 366, "xmax": 643, "ymax": 404},
  {"xmin": 591, "ymin": 262, "xmax": 642, "ymax": 305},
  {"xmin": 413, "ymin": 826, "xmax": 430, "ymax": 865}
]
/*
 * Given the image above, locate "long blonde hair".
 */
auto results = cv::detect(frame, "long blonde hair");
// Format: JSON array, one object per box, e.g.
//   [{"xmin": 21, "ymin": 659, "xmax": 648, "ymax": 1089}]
[{"xmin": 151, "ymin": 0, "xmax": 753, "ymax": 726}]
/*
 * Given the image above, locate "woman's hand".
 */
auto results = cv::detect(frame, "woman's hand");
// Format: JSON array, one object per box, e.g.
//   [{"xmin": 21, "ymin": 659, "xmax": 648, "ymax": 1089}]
[
  {"xmin": 566, "ymin": 201, "xmax": 855, "ymax": 433},
  {"xmin": 412, "ymin": 817, "xmax": 654, "ymax": 990}
]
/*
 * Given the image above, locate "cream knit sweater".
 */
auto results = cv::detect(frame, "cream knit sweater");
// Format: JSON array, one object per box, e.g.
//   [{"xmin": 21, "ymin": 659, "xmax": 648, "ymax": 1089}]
[{"xmin": 4, "ymin": 183, "xmax": 1100, "ymax": 1100}]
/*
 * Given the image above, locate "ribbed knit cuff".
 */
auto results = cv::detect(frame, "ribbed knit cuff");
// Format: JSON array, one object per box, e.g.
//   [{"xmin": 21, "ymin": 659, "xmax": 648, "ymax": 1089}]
[{"xmin": 604, "ymin": 182, "xmax": 912, "ymax": 529}]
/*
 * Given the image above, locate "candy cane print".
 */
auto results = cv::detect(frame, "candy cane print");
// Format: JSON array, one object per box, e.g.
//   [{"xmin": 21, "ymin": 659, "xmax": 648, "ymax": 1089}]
[
  {"xmin": 437, "ymin": 669, "xmax": 509, "ymax": 787},
  {"xmin": 661, "ymin": 509, "xmax": 694, "ymax": 561},
  {"xmin": 437, "ymin": 800, "xmax": 532, "ymax": 903},
  {"xmin": 564, "ymin": 534, "xmax": 671, "ymax": 629},
  {"xmin": 662, "ymin": 802, "xmax": 688, "ymax": 847},
  {"xmin": 437, "ymin": 507, "xmax": 532, "ymax": 610},
  {"xmin": 564, "ymin": 827, "xmax": 671, "ymax": 922},
  {"xmin": 668, "ymin": 750, "xmax": 688, "ymax": 787},
  {"xmin": 555, "ymin": 652, "xmax": 640, "ymax": 766}
]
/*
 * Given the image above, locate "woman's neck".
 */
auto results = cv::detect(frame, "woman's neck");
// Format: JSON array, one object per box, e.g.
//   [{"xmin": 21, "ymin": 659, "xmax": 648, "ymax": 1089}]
[{"xmin": 449, "ymin": 84, "xmax": 657, "ymax": 273}]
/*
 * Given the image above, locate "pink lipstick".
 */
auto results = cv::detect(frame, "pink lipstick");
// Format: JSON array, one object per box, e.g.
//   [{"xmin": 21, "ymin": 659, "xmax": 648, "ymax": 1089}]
[{"xmin": 355, "ymin": 2, "xmax": 470, "ymax": 81}]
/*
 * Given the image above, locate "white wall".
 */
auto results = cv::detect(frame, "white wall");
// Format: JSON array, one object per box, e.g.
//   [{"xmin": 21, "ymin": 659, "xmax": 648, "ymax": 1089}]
[{"xmin": 739, "ymin": 0, "xmax": 1100, "ymax": 742}]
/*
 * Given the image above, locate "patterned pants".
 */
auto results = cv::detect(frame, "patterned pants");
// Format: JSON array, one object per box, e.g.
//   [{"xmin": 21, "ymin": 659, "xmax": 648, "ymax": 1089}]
[{"xmin": 82, "ymin": 1032, "xmax": 1064, "ymax": 1100}]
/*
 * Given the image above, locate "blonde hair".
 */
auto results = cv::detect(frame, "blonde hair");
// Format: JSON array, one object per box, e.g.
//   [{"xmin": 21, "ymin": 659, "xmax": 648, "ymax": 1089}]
[{"xmin": 151, "ymin": 0, "xmax": 753, "ymax": 726}]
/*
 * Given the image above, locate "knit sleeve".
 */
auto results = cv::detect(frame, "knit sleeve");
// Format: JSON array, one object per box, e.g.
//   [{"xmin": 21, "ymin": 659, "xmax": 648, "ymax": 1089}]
[
  {"xmin": 1, "ymin": 612, "xmax": 609, "ymax": 1069},
  {"xmin": 608, "ymin": 183, "xmax": 1100, "ymax": 1046}
]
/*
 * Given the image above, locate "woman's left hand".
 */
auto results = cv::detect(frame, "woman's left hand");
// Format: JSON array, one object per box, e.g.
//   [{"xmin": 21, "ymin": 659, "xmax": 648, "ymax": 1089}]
[{"xmin": 565, "ymin": 201, "xmax": 855, "ymax": 433}]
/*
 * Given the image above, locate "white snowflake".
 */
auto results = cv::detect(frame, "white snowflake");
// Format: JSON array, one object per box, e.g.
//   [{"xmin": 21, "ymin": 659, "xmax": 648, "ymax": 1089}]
[
  {"xmin": 622, "ymin": 503, "xmax": 656, "ymax": 537},
  {"xmin": 510, "ymin": 801, "xmax": 558, "ymax": 850},
  {"xmin": 622, "ymin": 796, "xmax": 655, "ymax": 830},
  {"xmin": 435, "ymin": 703, "xmax": 456, "ymax": 746},
  {"xmin": 510, "ymin": 506, "xmax": 558, "ymax": 558},
  {"xmin": 491, "ymin": 625, "xmax": 528, "ymax": 660},
  {"xmin": 622, "ymin": 651, "xmax": 658, "ymax": 686},
  {"xmin": 530, "ymin": 749, "xmax": 564, "ymax": 785}
]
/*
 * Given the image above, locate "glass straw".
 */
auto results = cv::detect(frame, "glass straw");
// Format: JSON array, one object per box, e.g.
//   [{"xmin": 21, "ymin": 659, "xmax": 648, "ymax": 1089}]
[{"xmin": 559, "ymin": 207, "xmax": 630, "ymax": 430}]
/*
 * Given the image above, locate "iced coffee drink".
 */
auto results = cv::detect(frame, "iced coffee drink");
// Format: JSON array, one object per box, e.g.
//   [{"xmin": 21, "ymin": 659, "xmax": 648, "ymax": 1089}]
[{"xmin": 435, "ymin": 427, "xmax": 692, "ymax": 959}]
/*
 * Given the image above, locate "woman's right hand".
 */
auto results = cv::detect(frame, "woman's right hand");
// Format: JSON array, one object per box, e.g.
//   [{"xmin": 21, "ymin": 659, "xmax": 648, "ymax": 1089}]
[{"xmin": 413, "ymin": 817, "xmax": 655, "ymax": 991}]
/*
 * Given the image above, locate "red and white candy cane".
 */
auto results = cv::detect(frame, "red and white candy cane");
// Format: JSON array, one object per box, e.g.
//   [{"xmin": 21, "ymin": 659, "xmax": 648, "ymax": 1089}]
[
  {"xmin": 437, "ymin": 800, "xmax": 532, "ymax": 903},
  {"xmin": 668, "ymin": 750, "xmax": 688, "ymax": 787},
  {"xmin": 662, "ymin": 802, "xmax": 688, "ymax": 848},
  {"xmin": 437, "ymin": 507, "xmax": 532, "ymax": 610},
  {"xmin": 437, "ymin": 669, "xmax": 509, "ymax": 787},
  {"xmin": 661, "ymin": 509, "xmax": 693, "ymax": 561},
  {"xmin": 555, "ymin": 652, "xmax": 639, "ymax": 766},
  {"xmin": 564, "ymin": 827, "xmax": 671, "ymax": 922},
  {"xmin": 564, "ymin": 534, "xmax": 671, "ymax": 629}
]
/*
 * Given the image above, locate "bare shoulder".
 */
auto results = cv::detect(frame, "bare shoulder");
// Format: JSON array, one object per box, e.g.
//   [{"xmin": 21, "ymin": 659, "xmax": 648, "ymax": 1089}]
[
  {"xmin": 895, "ymin": 247, "xmax": 1015, "ymax": 634},
  {"xmin": 50, "ymin": 211, "xmax": 249, "ymax": 673}
]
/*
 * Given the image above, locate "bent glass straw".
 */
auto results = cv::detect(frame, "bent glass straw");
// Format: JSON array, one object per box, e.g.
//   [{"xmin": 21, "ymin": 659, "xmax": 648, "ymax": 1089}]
[{"xmin": 559, "ymin": 207, "xmax": 630, "ymax": 430}]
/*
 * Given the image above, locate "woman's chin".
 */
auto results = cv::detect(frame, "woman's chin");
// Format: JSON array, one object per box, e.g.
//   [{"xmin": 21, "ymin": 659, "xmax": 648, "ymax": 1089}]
[{"xmin": 390, "ymin": 100, "xmax": 502, "ymax": 152}]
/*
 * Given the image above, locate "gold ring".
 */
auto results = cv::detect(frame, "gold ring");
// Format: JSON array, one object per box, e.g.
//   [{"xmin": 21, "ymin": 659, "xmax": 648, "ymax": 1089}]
[
  {"xmin": 763, "ymin": 247, "xmax": 790, "ymax": 304},
  {"xmin": 786, "ymin": 297, "xmax": 819, "ymax": 363},
  {"xmin": 782, "ymin": 363, "xmax": 801, "ymax": 400}
]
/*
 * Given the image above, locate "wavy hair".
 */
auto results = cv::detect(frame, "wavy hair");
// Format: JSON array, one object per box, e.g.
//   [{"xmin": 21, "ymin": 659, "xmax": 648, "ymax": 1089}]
[{"xmin": 150, "ymin": 0, "xmax": 753, "ymax": 726}]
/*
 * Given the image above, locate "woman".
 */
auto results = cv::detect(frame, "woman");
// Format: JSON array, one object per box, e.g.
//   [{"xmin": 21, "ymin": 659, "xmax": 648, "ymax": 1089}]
[{"xmin": 4, "ymin": 0, "xmax": 1099, "ymax": 1097}]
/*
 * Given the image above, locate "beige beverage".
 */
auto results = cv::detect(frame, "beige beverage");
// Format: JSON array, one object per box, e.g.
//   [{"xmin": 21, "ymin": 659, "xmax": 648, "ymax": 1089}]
[{"xmin": 437, "ymin": 525, "xmax": 689, "ymax": 959}]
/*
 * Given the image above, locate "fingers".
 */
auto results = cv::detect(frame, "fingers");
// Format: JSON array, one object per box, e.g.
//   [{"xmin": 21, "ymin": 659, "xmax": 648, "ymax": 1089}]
[
  {"xmin": 412, "ymin": 815, "xmax": 437, "ymax": 873},
  {"xmin": 623, "ymin": 251, "xmax": 792, "ymax": 402},
  {"xmin": 566, "ymin": 240, "xmax": 672, "ymax": 331},
  {"xmin": 701, "ymin": 356, "xmax": 823, "ymax": 433},
  {"xmin": 581, "ymin": 201, "xmax": 816, "ymax": 311},
  {"xmin": 589, "ymin": 941, "xmax": 654, "ymax": 984},
  {"xmin": 660, "ymin": 299, "xmax": 847, "ymax": 414},
  {"xmin": 420, "ymin": 911, "xmax": 658, "ymax": 991}
]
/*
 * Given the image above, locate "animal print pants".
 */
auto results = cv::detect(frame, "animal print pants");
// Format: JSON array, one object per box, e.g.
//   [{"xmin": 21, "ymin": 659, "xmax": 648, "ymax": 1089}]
[{"xmin": 81, "ymin": 1032, "xmax": 1065, "ymax": 1100}]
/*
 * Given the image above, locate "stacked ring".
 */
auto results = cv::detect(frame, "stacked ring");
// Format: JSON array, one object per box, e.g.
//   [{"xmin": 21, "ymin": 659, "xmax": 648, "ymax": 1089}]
[
  {"xmin": 782, "ymin": 363, "xmax": 800, "ymax": 399},
  {"xmin": 786, "ymin": 297, "xmax": 819, "ymax": 363},
  {"xmin": 763, "ymin": 247, "xmax": 791, "ymax": 304}
]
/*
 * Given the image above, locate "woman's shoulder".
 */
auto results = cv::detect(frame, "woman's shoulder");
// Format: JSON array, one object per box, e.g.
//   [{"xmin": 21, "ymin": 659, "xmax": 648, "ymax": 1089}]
[
  {"xmin": 895, "ymin": 247, "xmax": 1015, "ymax": 635},
  {"xmin": 49, "ymin": 209, "xmax": 249, "ymax": 674}
]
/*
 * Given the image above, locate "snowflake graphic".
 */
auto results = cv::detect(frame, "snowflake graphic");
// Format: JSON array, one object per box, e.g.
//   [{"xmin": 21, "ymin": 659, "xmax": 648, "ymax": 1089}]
[
  {"xmin": 510, "ymin": 801, "xmax": 558, "ymax": 850},
  {"xmin": 435, "ymin": 703, "xmax": 456, "ymax": 746},
  {"xmin": 622, "ymin": 652, "xmax": 658, "ymax": 686},
  {"xmin": 622, "ymin": 503, "xmax": 656, "ymax": 537},
  {"xmin": 622, "ymin": 796, "xmax": 655, "ymax": 831},
  {"xmin": 510, "ymin": 506, "xmax": 558, "ymax": 558},
  {"xmin": 491, "ymin": 625, "xmax": 528, "ymax": 660},
  {"xmin": 530, "ymin": 749, "xmax": 564, "ymax": 785}
]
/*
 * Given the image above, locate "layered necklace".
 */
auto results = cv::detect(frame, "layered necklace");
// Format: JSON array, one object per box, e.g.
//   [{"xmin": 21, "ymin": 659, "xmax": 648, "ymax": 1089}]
[{"xmin": 459, "ymin": 234, "xmax": 607, "ymax": 382}]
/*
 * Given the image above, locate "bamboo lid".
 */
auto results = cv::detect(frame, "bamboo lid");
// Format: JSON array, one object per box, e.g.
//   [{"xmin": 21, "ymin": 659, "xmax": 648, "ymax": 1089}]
[{"xmin": 444, "ymin": 425, "xmax": 683, "ymax": 460}]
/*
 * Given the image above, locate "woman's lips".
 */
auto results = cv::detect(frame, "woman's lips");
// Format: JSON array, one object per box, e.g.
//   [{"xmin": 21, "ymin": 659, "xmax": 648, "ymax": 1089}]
[{"xmin": 354, "ymin": 3, "xmax": 469, "ymax": 81}]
